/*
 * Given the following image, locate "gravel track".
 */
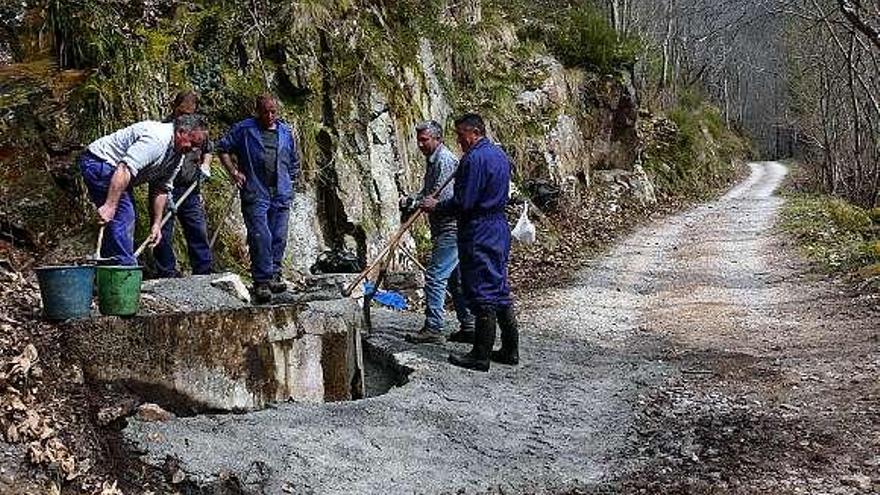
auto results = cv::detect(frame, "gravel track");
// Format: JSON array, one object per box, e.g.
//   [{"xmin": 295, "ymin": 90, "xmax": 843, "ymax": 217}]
[{"xmin": 124, "ymin": 162, "xmax": 879, "ymax": 494}]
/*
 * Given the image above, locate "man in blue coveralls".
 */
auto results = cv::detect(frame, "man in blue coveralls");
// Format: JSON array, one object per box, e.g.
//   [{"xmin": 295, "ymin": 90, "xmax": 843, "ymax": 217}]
[
  {"xmin": 152, "ymin": 91, "xmax": 214, "ymax": 277},
  {"xmin": 421, "ymin": 113, "xmax": 519, "ymax": 372},
  {"xmin": 79, "ymin": 114, "xmax": 209, "ymax": 265},
  {"xmin": 403, "ymin": 120, "xmax": 475, "ymax": 344},
  {"xmin": 217, "ymin": 94, "xmax": 300, "ymax": 304}
]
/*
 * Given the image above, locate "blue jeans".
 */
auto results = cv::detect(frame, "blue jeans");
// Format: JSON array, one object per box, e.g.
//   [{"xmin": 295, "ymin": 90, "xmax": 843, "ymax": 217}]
[
  {"xmin": 424, "ymin": 230, "xmax": 474, "ymax": 332},
  {"xmin": 79, "ymin": 152, "xmax": 137, "ymax": 266},
  {"xmin": 153, "ymin": 184, "xmax": 213, "ymax": 277},
  {"xmin": 241, "ymin": 195, "xmax": 290, "ymax": 283}
]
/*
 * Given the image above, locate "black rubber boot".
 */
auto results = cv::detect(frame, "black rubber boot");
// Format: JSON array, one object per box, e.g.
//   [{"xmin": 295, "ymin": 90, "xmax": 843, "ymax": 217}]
[
  {"xmin": 447, "ymin": 330, "xmax": 474, "ymax": 343},
  {"xmin": 491, "ymin": 305, "xmax": 519, "ymax": 365},
  {"xmin": 447, "ymin": 321, "xmax": 475, "ymax": 343},
  {"xmin": 269, "ymin": 274, "xmax": 287, "ymax": 294},
  {"xmin": 448, "ymin": 307, "xmax": 495, "ymax": 372}
]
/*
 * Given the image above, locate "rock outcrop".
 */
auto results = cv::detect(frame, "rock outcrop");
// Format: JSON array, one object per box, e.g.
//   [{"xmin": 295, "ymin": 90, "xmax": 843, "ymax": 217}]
[{"xmin": 1, "ymin": 0, "xmax": 678, "ymax": 277}]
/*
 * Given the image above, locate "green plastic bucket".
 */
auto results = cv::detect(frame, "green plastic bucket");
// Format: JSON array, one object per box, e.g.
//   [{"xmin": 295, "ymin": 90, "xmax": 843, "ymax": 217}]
[{"xmin": 96, "ymin": 266, "xmax": 143, "ymax": 316}]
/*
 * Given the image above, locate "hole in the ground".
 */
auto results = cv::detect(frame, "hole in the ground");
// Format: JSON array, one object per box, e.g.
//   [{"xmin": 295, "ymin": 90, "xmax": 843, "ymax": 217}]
[{"xmin": 363, "ymin": 340, "xmax": 410, "ymax": 398}]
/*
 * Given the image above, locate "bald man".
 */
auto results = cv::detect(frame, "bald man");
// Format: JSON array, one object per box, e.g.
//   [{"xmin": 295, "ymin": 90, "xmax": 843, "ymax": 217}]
[{"xmin": 217, "ymin": 94, "xmax": 301, "ymax": 303}]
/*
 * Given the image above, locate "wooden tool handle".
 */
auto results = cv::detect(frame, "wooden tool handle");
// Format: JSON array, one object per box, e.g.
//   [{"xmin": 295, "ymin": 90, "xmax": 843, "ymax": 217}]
[
  {"xmin": 341, "ymin": 209, "xmax": 423, "ymax": 297},
  {"xmin": 341, "ymin": 171, "xmax": 456, "ymax": 297},
  {"xmin": 134, "ymin": 179, "xmax": 199, "ymax": 258},
  {"xmin": 94, "ymin": 225, "xmax": 105, "ymax": 260}
]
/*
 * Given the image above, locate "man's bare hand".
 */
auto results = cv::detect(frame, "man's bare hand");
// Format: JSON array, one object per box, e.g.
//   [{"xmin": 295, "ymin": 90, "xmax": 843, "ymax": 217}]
[
  {"xmin": 231, "ymin": 170, "xmax": 246, "ymax": 189},
  {"xmin": 147, "ymin": 224, "xmax": 163, "ymax": 248},
  {"xmin": 97, "ymin": 204, "xmax": 117, "ymax": 224},
  {"xmin": 420, "ymin": 196, "xmax": 439, "ymax": 212}
]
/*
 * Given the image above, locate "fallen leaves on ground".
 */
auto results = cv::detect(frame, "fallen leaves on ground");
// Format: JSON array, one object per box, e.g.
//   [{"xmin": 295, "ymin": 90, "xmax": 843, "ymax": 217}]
[{"xmin": 0, "ymin": 241, "xmax": 128, "ymax": 493}]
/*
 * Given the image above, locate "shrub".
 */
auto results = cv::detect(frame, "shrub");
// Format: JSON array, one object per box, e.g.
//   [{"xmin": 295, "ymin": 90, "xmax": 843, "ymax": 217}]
[
  {"xmin": 827, "ymin": 198, "xmax": 872, "ymax": 233},
  {"xmin": 545, "ymin": 5, "xmax": 640, "ymax": 74}
]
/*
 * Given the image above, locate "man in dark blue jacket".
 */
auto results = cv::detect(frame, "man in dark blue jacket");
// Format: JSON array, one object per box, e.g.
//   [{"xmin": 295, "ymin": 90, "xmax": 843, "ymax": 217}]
[
  {"xmin": 217, "ymin": 94, "xmax": 300, "ymax": 303},
  {"xmin": 421, "ymin": 113, "xmax": 519, "ymax": 372}
]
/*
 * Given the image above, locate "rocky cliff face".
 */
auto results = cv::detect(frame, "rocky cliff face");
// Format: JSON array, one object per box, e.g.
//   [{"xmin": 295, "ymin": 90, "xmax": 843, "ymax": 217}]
[{"xmin": 0, "ymin": 1, "xmax": 646, "ymax": 276}]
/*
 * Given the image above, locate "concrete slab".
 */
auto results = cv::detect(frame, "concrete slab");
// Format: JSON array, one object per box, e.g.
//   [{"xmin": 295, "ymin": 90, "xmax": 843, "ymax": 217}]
[
  {"xmin": 139, "ymin": 273, "xmax": 363, "ymax": 313},
  {"xmin": 70, "ymin": 274, "xmax": 366, "ymax": 412}
]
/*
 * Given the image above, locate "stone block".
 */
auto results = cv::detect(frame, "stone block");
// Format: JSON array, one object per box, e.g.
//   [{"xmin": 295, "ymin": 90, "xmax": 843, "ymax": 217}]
[
  {"xmin": 68, "ymin": 299, "xmax": 365, "ymax": 412},
  {"xmin": 136, "ymin": 403, "xmax": 174, "ymax": 422},
  {"xmin": 209, "ymin": 274, "xmax": 251, "ymax": 304}
]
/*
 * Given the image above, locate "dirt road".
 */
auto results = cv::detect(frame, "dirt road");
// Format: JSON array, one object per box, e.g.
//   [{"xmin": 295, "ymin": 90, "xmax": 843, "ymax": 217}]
[{"xmin": 126, "ymin": 162, "xmax": 879, "ymax": 493}]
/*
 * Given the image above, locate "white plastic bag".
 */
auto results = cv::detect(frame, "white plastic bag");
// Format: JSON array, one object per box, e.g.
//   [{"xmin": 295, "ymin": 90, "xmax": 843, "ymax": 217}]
[{"xmin": 511, "ymin": 202, "xmax": 536, "ymax": 244}]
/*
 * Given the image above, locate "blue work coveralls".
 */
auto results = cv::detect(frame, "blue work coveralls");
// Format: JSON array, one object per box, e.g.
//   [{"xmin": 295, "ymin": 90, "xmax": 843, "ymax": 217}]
[
  {"xmin": 217, "ymin": 118, "xmax": 300, "ymax": 283},
  {"xmin": 153, "ymin": 144, "xmax": 214, "ymax": 277},
  {"xmin": 437, "ymin": 138, "xmax": 513, "ymax": 309},
  {"xmin": 79, "ymin": 151, "xmax": 140, "ymax": 265}
]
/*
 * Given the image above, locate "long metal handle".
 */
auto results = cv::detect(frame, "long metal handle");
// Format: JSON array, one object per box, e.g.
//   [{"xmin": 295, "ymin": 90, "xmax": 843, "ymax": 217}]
[
  {"xmin": 209, "ymin": 187, "xmax": 238, "ymax": 249},
  {"xmin": 94, "ymin": 225, "xmax": 105, "ymax": 260}
]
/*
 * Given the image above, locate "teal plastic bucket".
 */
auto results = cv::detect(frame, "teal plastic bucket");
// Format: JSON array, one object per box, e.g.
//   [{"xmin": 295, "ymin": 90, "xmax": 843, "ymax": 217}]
[
  {"xmin": 96, "ymin": 265, "xmax": 142, "ymax": 316},
  {"xmin": 35, "ymin": 265, "xmax": 95, "ymax": 320}
]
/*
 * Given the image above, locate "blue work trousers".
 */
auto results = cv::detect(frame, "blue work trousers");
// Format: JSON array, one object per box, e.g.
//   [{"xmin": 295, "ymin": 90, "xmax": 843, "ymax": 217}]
[
  {"xmin": 79, "ymin": 152, "xmax": 137, "ymax": 266},
  {"xmin": 153, "ymin": 184, "xmax": 213, "ymax": 277},
  {"xmin": 459, "ymin": 214, "xmax": 513, "ymax": 310},
  {"xmin": 242, "ymin": 196, "xmax": 290, "ymax": 283},
  {"xmin": 423, "ymin": 230, "xmax": 474, "ymax": 332}
]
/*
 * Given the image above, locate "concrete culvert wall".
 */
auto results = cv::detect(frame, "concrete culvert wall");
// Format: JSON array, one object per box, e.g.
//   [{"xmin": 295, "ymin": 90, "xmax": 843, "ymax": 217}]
[{"xmin": 67, "ymin": 274, "xmax": 401, "ymax": 413}]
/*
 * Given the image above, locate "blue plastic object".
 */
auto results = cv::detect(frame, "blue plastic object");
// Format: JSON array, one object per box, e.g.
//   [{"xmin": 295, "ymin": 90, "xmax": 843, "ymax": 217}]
[
  {"xmin": 35, "ymin": 265, "xmax": 95, "ymax": 320},
  {"xmin": 363, "ymin": 282, "xmax": 408, "ymax": 310}
]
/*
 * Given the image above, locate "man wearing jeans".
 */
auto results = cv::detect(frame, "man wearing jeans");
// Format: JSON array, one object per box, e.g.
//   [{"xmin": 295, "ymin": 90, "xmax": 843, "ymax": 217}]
[
  {"xmin": 404, "ymin": 120, "xmax": 475, "ymax": 344},
  {"xmin": 421, "ymin": 113, "xmax": 519, "ymax": 372},
  {"xmin": 153, "ymin": 91, "xmax": 214, "ymax": 277}
]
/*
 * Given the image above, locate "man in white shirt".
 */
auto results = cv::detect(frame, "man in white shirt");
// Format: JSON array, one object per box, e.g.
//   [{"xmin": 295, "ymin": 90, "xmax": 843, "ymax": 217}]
[{"xmin": 79, "ymin": 114, "xmax": 208, "ymax": 265}]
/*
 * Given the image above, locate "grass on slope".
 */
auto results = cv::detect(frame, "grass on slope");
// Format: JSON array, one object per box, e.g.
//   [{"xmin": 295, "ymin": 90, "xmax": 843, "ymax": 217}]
[{"xmin": 779, "ymin": 165, "xmax": 880, "ymax": 285}]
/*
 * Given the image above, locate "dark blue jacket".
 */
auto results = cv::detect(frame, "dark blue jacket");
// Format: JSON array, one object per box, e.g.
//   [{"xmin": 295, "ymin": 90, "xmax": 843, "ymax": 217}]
[
  {"xmin": 438, "ymin": 138, "xmax": 510, "ymax": 220},
  {"xmin": 217, "ymin": 118, "xmax": 300, "ymax": 203},
  {"xmin": 438, "ymin": 138, "xmax": 513, "ymax": 308}
]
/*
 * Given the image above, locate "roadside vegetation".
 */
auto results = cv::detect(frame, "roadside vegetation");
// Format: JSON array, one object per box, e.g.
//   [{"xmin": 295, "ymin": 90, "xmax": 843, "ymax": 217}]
[
  {"xmin": 780, "ymin": 163, "xmax": 880, "ymax": 288},
  {"xmin": 642, "ymin": 90, "xmax": 750, "ymax": 199},
  {"xmin": 0, "ymin": 1, "xmax": 755, "ymax": 492}
]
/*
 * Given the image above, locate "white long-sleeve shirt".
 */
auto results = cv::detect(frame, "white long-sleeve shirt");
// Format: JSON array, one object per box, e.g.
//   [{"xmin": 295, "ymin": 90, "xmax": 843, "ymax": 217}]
[{"xmin": 87, "ymin": 121, "xmax": 181, "ymax": 192}]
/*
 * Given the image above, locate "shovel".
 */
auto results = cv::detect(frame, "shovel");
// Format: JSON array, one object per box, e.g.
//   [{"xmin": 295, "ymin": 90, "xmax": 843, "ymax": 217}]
[
  {"xmin": 78, "ymin": 225, "xmax": 113, "ymax": 265},
  {"xmin": 208, "ymin": 187, "xmax": 238, "ymax": 249},
  {"xmin": 93, "ymin": 225, "xmax": 105, "ymax": 262}
]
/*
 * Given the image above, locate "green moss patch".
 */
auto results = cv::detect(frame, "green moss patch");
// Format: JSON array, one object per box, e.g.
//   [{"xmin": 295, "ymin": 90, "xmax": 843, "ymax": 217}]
[
  {"xmin": 641, "ymin": 91, "xmax": 748, "ymax": 199},
  {"xmin": 779, "ymin": 193, "xmax": 880, "ymax": 274}
]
